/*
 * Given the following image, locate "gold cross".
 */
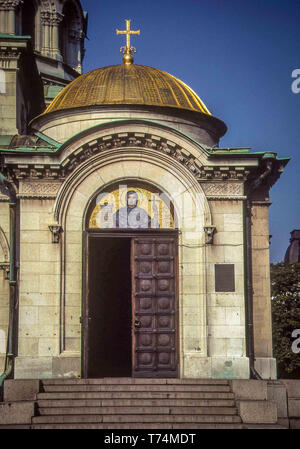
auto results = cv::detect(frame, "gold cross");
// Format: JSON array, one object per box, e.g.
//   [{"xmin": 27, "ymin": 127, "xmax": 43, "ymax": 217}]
[{"xmin": 116, "ymin": 19, "xmax": 140, "ymax": 64}]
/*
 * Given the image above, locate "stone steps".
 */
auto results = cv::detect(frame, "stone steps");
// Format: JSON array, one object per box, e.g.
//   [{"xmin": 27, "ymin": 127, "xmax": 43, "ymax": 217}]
[
  {"xmin": 2, "ymin": 423, "xmax": 286, "ymax": 430},
  {"xmin": 32, "ymin": 413, "xmax": 241, "ymax": 424},
  {"xmin": 41, "ymin": 378, "xmax": 229, "ymax": 385},
  {"xmin": 36, "ymin": 398, "xmax": 236, "ymax": 407},
  {"xmin": 31, "ymin": 422, "xmax": 245, "ymax": 429},
  {"xmin": 37, "ymin": 406, "xmax": 239, "ymax": 416},
  {"xmin": 1, "ymin": 378, "xmax": 289, "ymax": 429},
  {"xmin": 41, "ymin": 384, "xmax": 232, "ymax": 393},
  {"xmin": 30, "ymin": 378, "xmax": 242, "ymax": 429},
  {"xmin": 37, "ymin": 391, "xmax": 235, "ymax": 400}
]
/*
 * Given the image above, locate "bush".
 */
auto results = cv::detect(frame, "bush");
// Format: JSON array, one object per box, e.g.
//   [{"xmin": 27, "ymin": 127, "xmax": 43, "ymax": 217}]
[{"xmin": 271, "ymin": 262, "xmax": 300, "ymax": 378}]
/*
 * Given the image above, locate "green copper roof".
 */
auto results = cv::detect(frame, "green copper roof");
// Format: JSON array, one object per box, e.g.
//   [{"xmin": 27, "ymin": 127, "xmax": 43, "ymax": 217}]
[
  {"xmin": 44, "ymin": 85, "xmax": 65, "ymax": 100},
  {"xmin": 0, "ymin": 34, "xmax": 31, "ymax": 39},
  {"xmin": 0, "ymin": 135, "xmax": 14, "ymax": 147},
  {"xmin": 0, "ymin": 119, "xmax": 290, "ymax": 167}
]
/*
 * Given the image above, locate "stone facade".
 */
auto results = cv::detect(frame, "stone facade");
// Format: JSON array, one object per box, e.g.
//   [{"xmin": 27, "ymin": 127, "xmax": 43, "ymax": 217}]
[
  {"xmin": 0, "ymin": 202, "xmax": 9, "ymax": 373},
  {"xmin": 0, "ymin": 116, "xmax": 288, "ymax": 380},
  {"xmin": 0, "ymin": 2, "xmax": 289, "ymax": 382}
]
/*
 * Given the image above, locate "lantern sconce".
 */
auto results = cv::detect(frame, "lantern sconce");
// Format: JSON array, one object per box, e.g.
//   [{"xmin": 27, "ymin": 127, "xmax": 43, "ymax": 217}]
[
  {"xmin": 204, "ymin": 226, "xmax": 216, "ymax": 245},
  {"xmin": 49, "ymin": 225, "xmax": 63, "ymax": 244}
]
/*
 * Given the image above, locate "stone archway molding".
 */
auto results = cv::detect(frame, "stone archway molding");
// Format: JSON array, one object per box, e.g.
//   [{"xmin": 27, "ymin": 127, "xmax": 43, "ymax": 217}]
[
  {"xmin": 0, "ymin": 226, "xmax": 9, "ymax": 280},
  {"xmin": 52, "ymin": 119, "xmax": 214, "ymax": 228},
  {"xmin": 57, "ymin": 153, "xmax": 210, "ymax": 359},
  {"xmin": 54, "ymin": 147, "xmax": 212, "ymax": 230}
]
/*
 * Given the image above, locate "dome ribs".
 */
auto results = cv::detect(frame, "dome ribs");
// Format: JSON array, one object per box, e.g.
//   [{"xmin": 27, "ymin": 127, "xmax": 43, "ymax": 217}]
[{"xmin": 42, "ymin": 64, "xmax": 212, "ymax": 116}]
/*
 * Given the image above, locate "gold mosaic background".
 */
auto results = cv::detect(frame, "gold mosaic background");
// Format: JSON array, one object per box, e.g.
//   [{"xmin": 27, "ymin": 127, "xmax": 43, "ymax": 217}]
[{"xmin": 89, "ymin": 185, "xmax": 175, "ymax": 229}]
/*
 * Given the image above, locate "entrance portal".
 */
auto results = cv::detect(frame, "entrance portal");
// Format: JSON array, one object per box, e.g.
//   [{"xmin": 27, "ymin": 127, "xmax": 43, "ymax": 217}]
[
  {"xmin": 87, "ymin": 237, "xmax": 132, "ymax": 377},
  {"xmin": 83, "ymin": 232, "xmax": 179, "ymax": 379}
]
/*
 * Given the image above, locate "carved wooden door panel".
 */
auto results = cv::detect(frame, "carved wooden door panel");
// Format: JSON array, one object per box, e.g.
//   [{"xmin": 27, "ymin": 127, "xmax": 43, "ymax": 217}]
[{"xmin": 132, "ymin": 236, "xmax": 178, "ymax": 378}]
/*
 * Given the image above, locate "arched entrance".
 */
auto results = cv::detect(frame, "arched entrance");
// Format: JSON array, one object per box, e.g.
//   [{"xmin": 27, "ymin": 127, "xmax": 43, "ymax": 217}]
[{"xmin": 82, "ymin": 182, "xmax": 179, "ymax": 378}]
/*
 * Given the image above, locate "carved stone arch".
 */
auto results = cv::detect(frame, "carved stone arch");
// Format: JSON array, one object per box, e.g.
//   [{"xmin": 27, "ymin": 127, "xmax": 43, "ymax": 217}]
[
  {"xmin": 54, "ymin": 147, "xmax": 212, "ymax": 235},
  {"xmin": 0, "ymin": 227, "xmax": 9, "ymax": 262},
  {"xmin": 53, "ymin": 122, "xmax": 213, "ymax": 228},
  {"xmin": 61, "ymin": 0, "xmax": 83, "ymax": 17},
  {"xmin": 57, "ymin": 119, "xmax": 210, "ymax": 171},
  {"xmin": 0, "ymin": 226, "xmax": 10, "ymax": 280},
  {"xmin": 59, "ymin": 0, "xmax": 84, "ymax": 71},
  {"xmin": 55, "ymin": 147, "xmax": 210, "ymax": 358}
]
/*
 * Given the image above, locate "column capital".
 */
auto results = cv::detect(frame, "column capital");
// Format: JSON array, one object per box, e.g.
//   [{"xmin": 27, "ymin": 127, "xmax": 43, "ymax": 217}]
[
  {"xmin": 0, "ymin": 45, "xmax": 22, "ymax": 68},
  {"xmin": 40, "ymin": 10, "xmax": 51, "ymax": 25},
  {"xmin": 0, "ymin": 0, "xmax": 23, "ymax": 10},
  {"xmin": 50, "ymin": 12, "xmax": 64, "ymax": 26}
]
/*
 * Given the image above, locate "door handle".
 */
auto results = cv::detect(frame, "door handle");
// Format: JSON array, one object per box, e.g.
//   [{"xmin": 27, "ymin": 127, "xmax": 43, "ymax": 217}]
[
  {"xmin": 134, "ymin": 319, "xmax": 141, "ymax": 328},
  {"xmin": 79, "ymin": 317, "xmax": 92, "ymax": 324}
]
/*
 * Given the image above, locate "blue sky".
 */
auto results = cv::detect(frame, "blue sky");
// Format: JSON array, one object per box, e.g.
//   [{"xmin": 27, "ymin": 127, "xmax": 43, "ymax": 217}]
[{"xmin": 80, "ymin": 0, "xmax": 300, "ymax": 263}]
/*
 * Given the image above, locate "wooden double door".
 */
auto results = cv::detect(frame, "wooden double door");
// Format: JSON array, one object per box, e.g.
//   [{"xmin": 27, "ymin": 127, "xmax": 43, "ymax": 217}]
[{"xmin": 82, "ymin": 232, "xmax": 179, "ymax": 378}]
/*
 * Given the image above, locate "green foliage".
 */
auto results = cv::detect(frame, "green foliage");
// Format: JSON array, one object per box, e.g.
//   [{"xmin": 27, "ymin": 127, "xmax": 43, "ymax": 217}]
[{"xmin": 271, "ymin": 262, "xmax": 300, "ymax": 377}]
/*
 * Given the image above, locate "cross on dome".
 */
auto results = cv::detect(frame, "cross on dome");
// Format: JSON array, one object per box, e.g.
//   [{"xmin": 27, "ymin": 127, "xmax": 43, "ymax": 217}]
[{"xmin": 116, "ymin": 19, "xmax": 140, "ymax": 65}]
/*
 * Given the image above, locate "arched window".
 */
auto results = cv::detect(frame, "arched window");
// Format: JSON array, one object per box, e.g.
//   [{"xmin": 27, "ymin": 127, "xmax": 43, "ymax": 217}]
[
  {"xmin": 19, "ymin": 0, "xmax": 37, "ymax": 49},
  {"xmin": 59, "ymin": 0, "xmax": 81, "ymax": 69}
]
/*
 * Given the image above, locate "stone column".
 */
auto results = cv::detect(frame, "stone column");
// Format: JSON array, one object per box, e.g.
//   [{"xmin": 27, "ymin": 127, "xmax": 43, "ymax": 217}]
[
  {"xmin": 7, "ymin": 7, "xmax": 14, "ymax": 34},
  {"xmin": 41, "ymin": 10, "xmax": 51, "ymax": 57},
  {"xmin": 0, "ymin": 44, "xmax": 24, "ymax": 135},
  {"xmin": 0, "ymin": 6, "xmax": 7, "ymax": 33},
  {"xmin": 0, "ymin": 0, "xmax": 21, "ymax": 34},
  {"xmin": 50, "ymin": 12, "xmax": 63, "ymax": 61}
]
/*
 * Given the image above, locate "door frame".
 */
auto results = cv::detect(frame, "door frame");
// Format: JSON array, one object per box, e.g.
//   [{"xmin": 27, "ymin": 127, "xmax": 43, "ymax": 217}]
[{"xmin": 81, "ymin": 229, "xmax": 179, "ymax": 378}]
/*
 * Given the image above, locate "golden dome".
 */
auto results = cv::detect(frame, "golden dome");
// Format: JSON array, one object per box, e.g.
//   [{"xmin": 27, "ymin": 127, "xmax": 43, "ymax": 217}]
[{"xmin": 44, "ymin": 64, "xmax": 212, "ymax": 116}]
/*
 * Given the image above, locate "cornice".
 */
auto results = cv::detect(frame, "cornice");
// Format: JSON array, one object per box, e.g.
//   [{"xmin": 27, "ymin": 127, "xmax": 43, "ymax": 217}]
[{"xmin": 3, "ymin": 132, "xmax": 253, "ymax": 185}]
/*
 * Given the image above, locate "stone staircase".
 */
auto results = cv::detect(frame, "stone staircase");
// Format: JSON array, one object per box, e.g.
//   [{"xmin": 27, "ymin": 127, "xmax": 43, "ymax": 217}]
[{"xmin": 30, "ymin": 378, "xmax": 244, "ymax": 429}]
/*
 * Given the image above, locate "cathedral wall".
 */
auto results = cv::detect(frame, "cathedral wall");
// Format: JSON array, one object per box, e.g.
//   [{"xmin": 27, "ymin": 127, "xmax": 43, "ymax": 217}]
[
  {"xmin": 12, "ymin": 156, "xmax": 254, "ymax": 379},
  {"xmin": 0, "ymin": 68, "xmax": 18, "ymax": 136},
  {"xmin": 8, "ymin": 191, "xmax": 276, "ymax": 380},
  {"xmin": 201, "ymin": 199, "xmax": 249, "ymax": 379},
  {"xmin": 0, "ymin": 201, "xmax": 9, "ymax": 373},
  {"xmin": 251, "ymin": 202, "xmax": 276, "ymax": 379},
  {"xmin": 10, "ymin": 121, "xmax": 275, "ymax": 380},
  {"xmin": 13, "ymin": 151, "xmax": 211, "ymax": 379},
  {"xmin": 14, "ymin": 198, "xmax": 61, "ymax": 378}
]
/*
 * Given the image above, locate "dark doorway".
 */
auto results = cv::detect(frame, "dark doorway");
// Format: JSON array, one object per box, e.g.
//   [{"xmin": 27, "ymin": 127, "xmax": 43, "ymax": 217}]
[
  {"xmin": 87, "ymin": 237, "xmax": 132, "ymax": 377},
  {"xmin": 83, "ymin": 231, "xmax": 179, "ymax": 379}
]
